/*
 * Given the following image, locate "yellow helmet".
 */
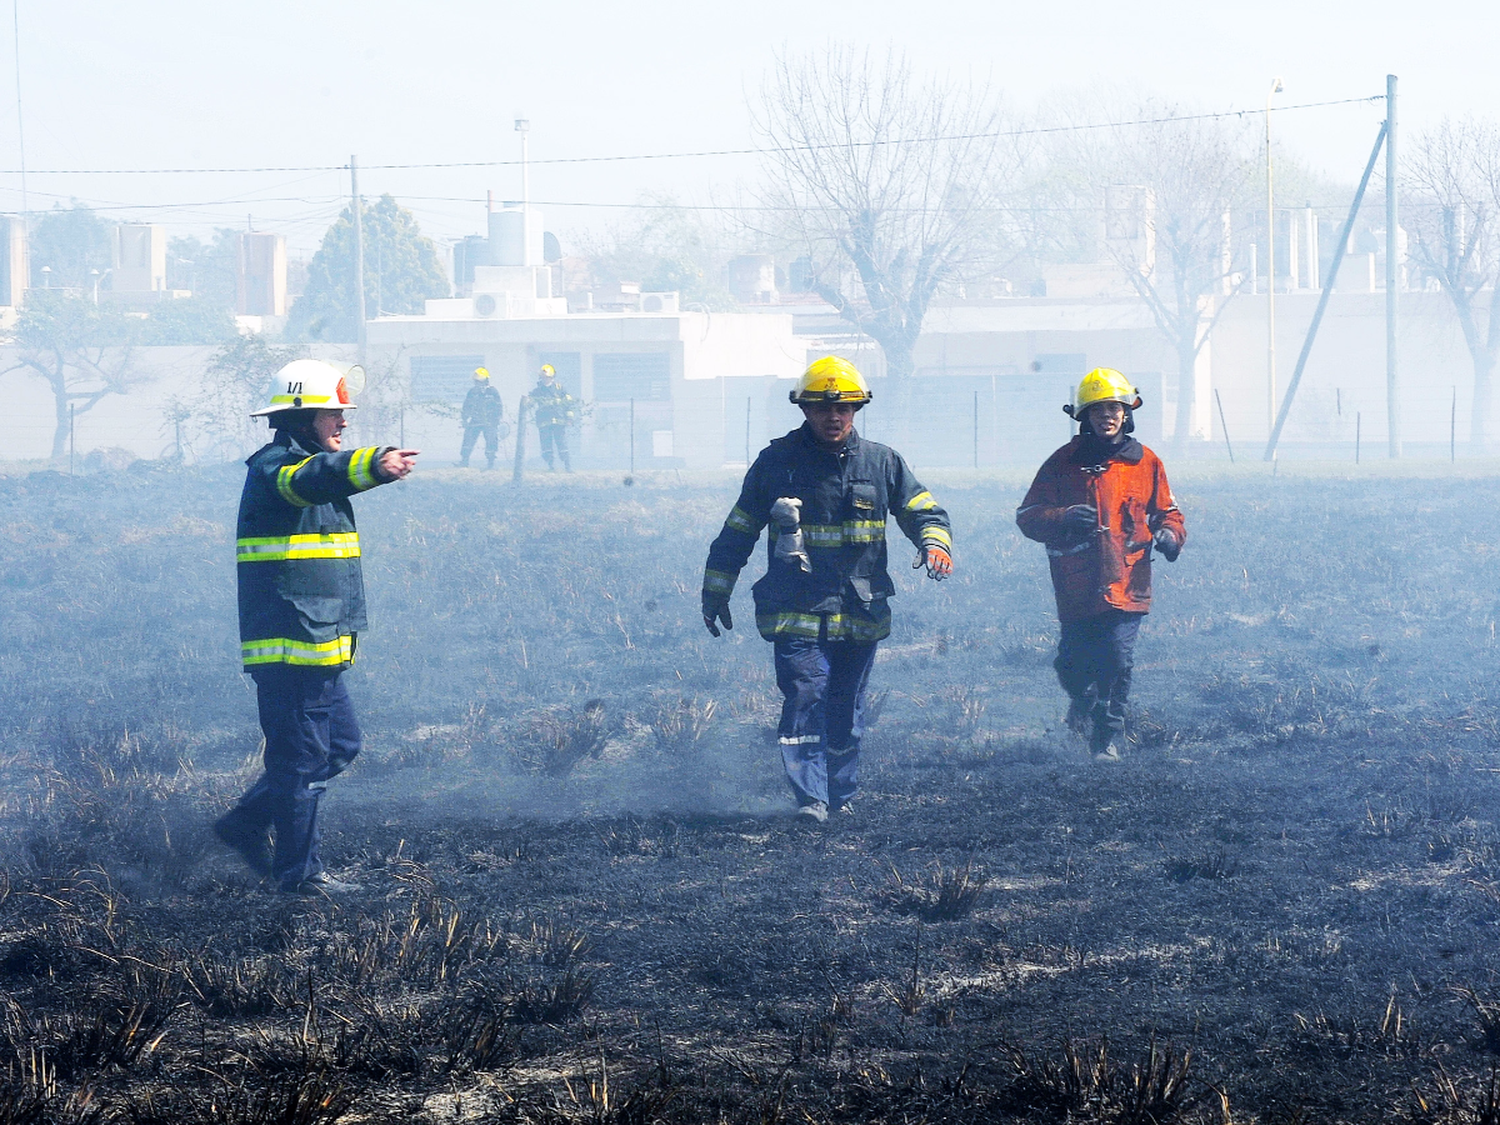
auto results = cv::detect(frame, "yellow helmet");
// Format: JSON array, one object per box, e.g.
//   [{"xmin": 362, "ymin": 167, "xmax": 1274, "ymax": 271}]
[
  {"xmin": 474, "ymin": 367, "xmax": 490, "ymax": 380},
  {"xmin": 790, "ymin": 356, "xmax": 872, "ymax": 405},
  {"xmin": 540, "ymin": 364, "xmax": 555, "ymax": 378},
  {"xmin": 1064, "ymin": 367, "xmax": 1142, "ymax": 419}
]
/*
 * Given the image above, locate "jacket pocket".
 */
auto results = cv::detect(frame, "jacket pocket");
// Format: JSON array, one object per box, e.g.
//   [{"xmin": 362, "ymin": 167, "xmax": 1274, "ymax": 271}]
[{"xmin": 848, "ymin": 481, "xmax": 881, "ymax": 519}]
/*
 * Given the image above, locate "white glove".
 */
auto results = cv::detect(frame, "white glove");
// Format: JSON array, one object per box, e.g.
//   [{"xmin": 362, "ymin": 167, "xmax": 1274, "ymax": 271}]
[
  {"xmin": 770, "ymin": 497, "xmax": 811, "ymax": 573},
  {"xmin": 770, "ymin": 497, "xmax": 802, "ymax": 529}
]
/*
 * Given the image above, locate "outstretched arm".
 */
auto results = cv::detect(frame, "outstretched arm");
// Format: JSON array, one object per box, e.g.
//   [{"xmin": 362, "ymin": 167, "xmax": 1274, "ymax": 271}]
[{"xmin": 702, "ymin": 460, "xmax": 769, "ymax": 635}]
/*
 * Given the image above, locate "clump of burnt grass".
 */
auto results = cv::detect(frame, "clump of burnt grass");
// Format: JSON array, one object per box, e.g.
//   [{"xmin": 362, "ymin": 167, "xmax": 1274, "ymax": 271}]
[
  {"xmin": 121, "ymin": 1069, "xmax": 354, "ymax": 1125},
  {"xmin": 1163, "ymin": 849, "xmax": 1241, "ymax": 883},
  {"xmin": 882, "ymin": 861, "xmax": 988, "ymax": 922},
  {"xmin": 594, "ymin": 816, "xmax": 680, "ymax": 858},
  {"xmin": 643, "ymin": 693, "xmax": 719, "ymax": 755},
  {"xmin": 512, "ymin": 700, "xmax": 610, "ymax": 777},
  {"xmin": 999, "ymin": 1034, "xmax": 1205, "ymax": 1124},
  {"xmin": 319, "ymin": 895, "xmax": 511, "ymax": 991},
  {"xmin": 16, "ymin": 722, "xmax": 212, "ymax": 890}
]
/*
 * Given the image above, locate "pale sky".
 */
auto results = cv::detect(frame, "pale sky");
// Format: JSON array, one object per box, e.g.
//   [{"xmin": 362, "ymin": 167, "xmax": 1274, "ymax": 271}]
[{"xmin": 2, "ymin": 0, "xmax": 1495, "ymax": 256}]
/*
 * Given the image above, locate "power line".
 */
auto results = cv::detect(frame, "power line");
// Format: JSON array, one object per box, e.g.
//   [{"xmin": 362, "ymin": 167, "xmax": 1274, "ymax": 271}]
[{"xmin": 0, "ymin": 95, "xmax": 1383, "ymax": 177}]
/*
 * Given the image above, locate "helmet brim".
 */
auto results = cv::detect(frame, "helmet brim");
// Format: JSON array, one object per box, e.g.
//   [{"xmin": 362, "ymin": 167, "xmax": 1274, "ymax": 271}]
[{"xmin": 250, "ymin": 402, "xmax": 358, "ymax": 417}]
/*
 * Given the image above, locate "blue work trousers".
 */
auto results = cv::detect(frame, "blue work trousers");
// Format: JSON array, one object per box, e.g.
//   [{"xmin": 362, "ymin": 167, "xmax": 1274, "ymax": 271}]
[
  {"xmin": 773, "ymin": 637, "xmax": 878, "ymax": 810},
  {"xmin": 226, "ymin": 666, "xmax": 361, "ymax": 888},
  {"xmin": 1054, "ymin": 609, "xmax": 1143, "ymax": 734}
]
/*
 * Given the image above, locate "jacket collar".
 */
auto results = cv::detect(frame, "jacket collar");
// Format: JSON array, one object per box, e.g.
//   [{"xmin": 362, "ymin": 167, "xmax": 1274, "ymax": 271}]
[
  {"xmin": 796, "ymin": 422, "xmax": 861, "ymax": 456},
  {"xmin": 1068, "ymin": 433, "xmax": 1143, "ymax": 467}
]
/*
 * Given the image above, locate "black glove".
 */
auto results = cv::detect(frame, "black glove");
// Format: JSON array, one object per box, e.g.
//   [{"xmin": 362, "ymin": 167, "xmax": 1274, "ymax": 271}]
[
  {"xmin": 702, "ymin": 593, "xmax": 733, "ymax": 637},
  {"xmin": 1153, "ymin": 528, "xmax": 1181, "ymax": 562},
  {"xmin": 1061, "ymin": 504, "xmax": 1097, "ymax": 535}
]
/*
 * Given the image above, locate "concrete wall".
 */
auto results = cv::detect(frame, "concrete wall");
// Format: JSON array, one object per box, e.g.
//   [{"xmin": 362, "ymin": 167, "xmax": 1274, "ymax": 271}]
[{"xmin": 1210, "ymin": 290, "xmax": 1477, "ymax": 453}]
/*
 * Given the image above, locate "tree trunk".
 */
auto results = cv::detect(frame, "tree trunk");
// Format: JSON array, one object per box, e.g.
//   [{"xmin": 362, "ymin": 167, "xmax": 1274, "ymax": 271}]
[
  {"xmin": 1473, "ymin": 352, "xmax": 1494, "ymax": 453},
  {"xmin": 1171, "ymin": 334, "xmax": 1198, "ymax": 455},
  {"xmin": 49, "ymin": 367, "xmax": 69, "ymax": 462},
  {"xmin": 879, "ymin": 338, "xmax": 916, "ymax": 449}
]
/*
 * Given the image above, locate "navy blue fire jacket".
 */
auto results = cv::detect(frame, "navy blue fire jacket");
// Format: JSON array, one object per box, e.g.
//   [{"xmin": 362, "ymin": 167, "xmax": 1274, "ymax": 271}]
[
  {"xmin": 702, "ymin": 424, "xmax": 951, "ymax": 643},
  {"xmin": 236, "ymin": 432, "xmax": 391, "ymax": 670}
]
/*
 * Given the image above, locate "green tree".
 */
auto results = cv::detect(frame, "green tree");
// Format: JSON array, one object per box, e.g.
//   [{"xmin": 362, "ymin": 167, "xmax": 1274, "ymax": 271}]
[
  {"xmin": 181, "ymin": 333, "xmax": 306, "ymax": 459},
  {"xmin": 1, "ymin": 290, "xmax": 139, "ymax": 459},
  {"xmin": 30, "ymin": 201, "xmax": 112, "ymax": 290},
  {"xmin": 137, "ymin": 296, "xmax": 239, "ymax": 346},
  {"xmin": 167, "ymin": 228, "xmax": 240, "ymax": 309},
  {"xmin": 580, "ymin": 198, "xmax": 737, "ymax": 309},
  {"xmin": 286, "ymin": 195, "xmax": 449, "ymax": 342}
]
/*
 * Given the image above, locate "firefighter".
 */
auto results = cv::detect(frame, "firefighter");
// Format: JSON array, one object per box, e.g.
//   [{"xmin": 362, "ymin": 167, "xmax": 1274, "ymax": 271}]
[
  {"xmin": 531, "ymin": 363, "xmax": 576, "ymax": 472},
  {"xmin": 459, "ymin": 366, "xmax": 504, "ymax": 469},
  {"xmin": 1015, "ymin": 368, "xmax": 1185, "ymax": 762},
  {"xmin": 213, "ymin": 359, "xmax": 419, "ymax": 894},
  {"xmin": 701, "ymin": 356, "xmax": 952, "ymax": 823}
]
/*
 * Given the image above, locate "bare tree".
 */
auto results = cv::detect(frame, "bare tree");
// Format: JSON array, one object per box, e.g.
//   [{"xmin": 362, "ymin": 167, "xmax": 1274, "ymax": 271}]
[
  {"xmin": 1073, "ymin": 107, "xmax": 1256, "ymax": 449},
  {"xmin": 1404, "ymin": 117, "xmax": 1500, "ymax": 449},
  {"xmin": 1, "ymin": 291, "xmax": 141, "ymax": 460},
  {"xmin": 755, "ymin": 46, "xmax": 1017, "ymax": 424}
]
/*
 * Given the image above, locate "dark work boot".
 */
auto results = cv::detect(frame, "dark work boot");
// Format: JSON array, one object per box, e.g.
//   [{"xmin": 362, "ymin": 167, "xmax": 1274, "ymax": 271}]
[
  {"xmin": 1065, "ymin": 694, "xmax": 1093, "ymax": 736},
  {"xmin": 213, "ymin": 810, "xmax": 272, "ymax": 877},
  {"xmin": 1090, "ymin": 722, "xmax": 1126, "ymax": 762}
]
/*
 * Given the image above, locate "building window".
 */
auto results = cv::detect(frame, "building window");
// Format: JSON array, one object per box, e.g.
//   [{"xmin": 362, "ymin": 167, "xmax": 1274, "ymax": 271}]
[
  {"xmin": 593, "ymin": 353, "xmax": 671, "ymax": 402},
  {"xmin": 411, "ymin": 354, "xmax": 486, "ymax": 403}
]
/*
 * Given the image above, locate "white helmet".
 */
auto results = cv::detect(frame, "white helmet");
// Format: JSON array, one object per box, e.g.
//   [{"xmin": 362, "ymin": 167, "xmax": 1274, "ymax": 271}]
[{"xmin": 250, "ymin": 360, "xmax": 364, "ymax": 417}]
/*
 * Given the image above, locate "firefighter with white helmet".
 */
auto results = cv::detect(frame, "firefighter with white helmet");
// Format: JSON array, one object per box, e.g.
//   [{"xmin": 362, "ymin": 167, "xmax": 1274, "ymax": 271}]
[
  {"xmin": 701, "ymin": 356, "xmax": 953, "ymax": 823},
  {"xmin": 215, "ymin": 359, "xmax": 420, "ymax": 893},
  {"xmin": 1016, "ymin": 367, "xmax": 1185, "ymax": 762}
]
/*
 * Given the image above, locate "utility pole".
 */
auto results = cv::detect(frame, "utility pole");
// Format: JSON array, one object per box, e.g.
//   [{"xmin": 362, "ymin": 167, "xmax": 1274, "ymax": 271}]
[
  {"xmin": 1386, "ymin": 74, "xmax": 1401, "ymax": 458},
  {"xmin": 12, "ymin": 0, "xmax": 25, "ymax": 219},
  {"xmin": 1265, "ymin": 77, "xmax": 1284, "ymax": 436},
  {"xmin": 351, "ymin": 155, "xmax": 366, "ymax": 363}
]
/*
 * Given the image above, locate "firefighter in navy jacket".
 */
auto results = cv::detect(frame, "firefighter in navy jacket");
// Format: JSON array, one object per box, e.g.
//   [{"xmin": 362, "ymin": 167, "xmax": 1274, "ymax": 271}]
[
  {"xmin": 702, "ymin": 357, "xmax": 952, "ymax": 822},
  {"xmin": 214, "ymin": 360, "xmax": 419, "ymax": 894}
]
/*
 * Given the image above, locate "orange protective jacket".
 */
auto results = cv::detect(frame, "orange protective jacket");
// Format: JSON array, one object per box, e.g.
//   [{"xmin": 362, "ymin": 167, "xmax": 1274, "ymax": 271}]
[{"xmin": 1015, "ymin": 436, "xmax": 1185, "ymax": 623}]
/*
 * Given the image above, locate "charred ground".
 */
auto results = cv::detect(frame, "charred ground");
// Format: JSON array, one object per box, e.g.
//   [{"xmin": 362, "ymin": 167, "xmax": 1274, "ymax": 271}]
[{"xmin": 2, "ymin": 461, "xmax": 1500, "ymax": 1123}]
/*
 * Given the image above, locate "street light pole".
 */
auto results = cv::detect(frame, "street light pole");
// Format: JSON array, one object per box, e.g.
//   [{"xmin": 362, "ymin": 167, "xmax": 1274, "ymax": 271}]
[
  {"xmin": 515, "ymin": 118, "xmax": 530, "ymax": 208},
  {"xmin": 1386, "ymin": 74, "xmax": 1401, "ymax": 458},
  {"xmin": 1265, "ymin": 77, "xmax": 1284, "ymax": 436}
]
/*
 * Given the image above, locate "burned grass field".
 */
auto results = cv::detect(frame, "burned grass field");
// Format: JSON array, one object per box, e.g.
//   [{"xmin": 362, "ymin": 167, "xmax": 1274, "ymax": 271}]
[{"xmin": 4, "ymin": 460, "xmax": 1500, "ymax": 1122}]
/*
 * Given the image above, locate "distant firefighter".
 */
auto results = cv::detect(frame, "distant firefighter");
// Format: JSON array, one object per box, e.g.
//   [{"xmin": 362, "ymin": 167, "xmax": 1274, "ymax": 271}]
[
  {"xmin": 459, "ymin": 366, "xmax": 505, "ymax": 470},
  {"xmin": 531, "ymin": 363, "xmax": 577, "ymax": 472},
  {"xmin": 1016, "ymin": 367, "xmax": 1185, "ymax": 762},
  {"xmin": 701, "ymin": 356, "xmax": 953, "ymax": 824},
  {"xmin": 215, "ymin": 360, "xmax": 419, "ymax": 895}
]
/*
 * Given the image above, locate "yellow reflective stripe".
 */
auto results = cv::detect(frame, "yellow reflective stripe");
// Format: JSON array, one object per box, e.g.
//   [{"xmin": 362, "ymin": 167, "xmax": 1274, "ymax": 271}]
[
  {"xmin": 756, "ymin": 612, "xmax": 823, "ymax": 638},
  {"xmin": 241, "ymin": 635, "xmax": 354, "ymax": 666},
  {"xmin": 905, "ymin": 491, "xmax": 938, "ymax": 512},
  {"xmin": 724, "ymin": 505, "xmax": 757, "ymax": 534},
  {"xmin": 276, "ymin": 457, "xmax": 314, "ymax": 508},
  {"xmin": 801, "ymin": 524, "xmax": 843, "ymax": 547},
  {"xmin": 922, "ymin": 527, "xmax": 953, "ymax": 550},
  {"xmin": 703, "ymin": 569, "xmax": 736, "ymax": 595},
  {"xmin": 800, "ymin": 521, "xmax": 886, "ymax": 547},
  {"xmin": 267, "ymin": 393, "xmax": 336, "ymax": 407},
  {"xmin": 825, "ymin": 611, "xmax": 892, "ymax": 643},
  {"xmin": 347, "ymin": 446, "xmax": 380, "ymax": 491},
  {"xmin": 236, "ymin": 533, "xmax": 361, "ymax": 563}
]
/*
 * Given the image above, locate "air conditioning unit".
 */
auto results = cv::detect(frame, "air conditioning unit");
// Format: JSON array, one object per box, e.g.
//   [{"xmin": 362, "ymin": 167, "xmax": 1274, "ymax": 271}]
[
  {"xmin": 640, "ymin": 291, "xmax": 679, "ymax": 313},
  {"xmin": 473, "ymin": 293, "xmax": 499, "ymax": 317}
]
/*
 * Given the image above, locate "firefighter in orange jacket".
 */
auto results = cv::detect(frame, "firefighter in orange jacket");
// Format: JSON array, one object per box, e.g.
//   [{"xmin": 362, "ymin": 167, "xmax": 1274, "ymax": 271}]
[{"xmin": 1016, "ymin": 368, "xmax": 1185, "ymax": 761}]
